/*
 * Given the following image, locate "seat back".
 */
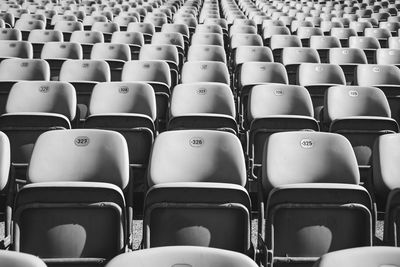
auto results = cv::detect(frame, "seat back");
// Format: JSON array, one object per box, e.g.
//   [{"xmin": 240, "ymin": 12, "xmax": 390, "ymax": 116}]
[
  {"xmin": 181, "ymin": 61, "xmax": 230, "ymax": 85},
  {"xmin": 0, "ymin": 250, "xmax": 47, "ymax": 267}
]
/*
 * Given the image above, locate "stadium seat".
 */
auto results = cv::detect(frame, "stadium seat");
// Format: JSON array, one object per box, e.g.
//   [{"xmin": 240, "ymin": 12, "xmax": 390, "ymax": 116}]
[
  {"xmin": 314, "ymin": 246, "xmax": 400, "ymax": 267},
  {"xmin": 53, "ymin": 21, "xmax": 83, "ymax": 41},
  {"xmin": 106, "ymin": 246, "xmax": 259, "ymax": 267},
  {"xmin": 281, "ymin": 47, "xmax": 320, "ymax": 84},
  {"xmin": 375, "ymin": 48, "xmax": 400, "ymax": 66},
  {"xmin": 0, "ymin": 250, "xmax": 47, "ymax": 267},
  {"xmin": 91, "ymin": 21, "xmax": 120, "ymax": 42},
  {"xmin": 259, "ymin": 131, "xmax": 373, "ymax": 267},
  {"xmin": 144, "ymin": 130, "xmax": 251, "ymax": 254},
  {"xmin": 191, "ymin": 32, "xmax": 225, "ymax": 47},
  {"xmin": 14, "ymin": 19, "xmax": 45, "ymax": 40},
  {"xmin": 111, "ymin": 32, "xmax": 144, "ymax": 60},
  {"xmin": 0, "ymin": 40, "xmax": 32, "ymax": 61},
  {"xmin": 0, "ymin": 28, "xmax": 22, "ymax": 41},
  {"xmin": 309, "ymin": 36, "xmax": 341, "ymax": 63},
  {"xmin": 168, "ymin": 82, "xmax": 237, "ymax": 133},
  {"xmin": 70, "ymin": 30, "xmax": 104, "ymax": 59},
  {"xmin": 330, "ymin": 28, "xmax": 357, "ymax": 47},
  {"xmin": 12, "ymin": 129, "xmax": 130, "ymax": 267},
  {"xmin": 181, "ymin": 61, "xmax": 230, "ymax": 85},
  {"xmin": 269, "ymin": 34, "xmax": 302, "ymax": 62},
  {"xmin": 0, "ymin": 131, "xmax": 10, "ymax": 237}
]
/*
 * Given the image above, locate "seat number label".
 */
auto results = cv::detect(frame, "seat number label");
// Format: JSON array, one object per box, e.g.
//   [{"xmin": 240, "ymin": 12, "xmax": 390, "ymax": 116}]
[
  {"xmin": 300, "ymin": 139, "xmax": 313, "ymax": 148},
  {"xmin": 74, "ymin": 136, "xmax": 90, "ymax": 147},
  {"xmin": 189, "ymin": 137, "xmax": 204, "ymax": 147}
]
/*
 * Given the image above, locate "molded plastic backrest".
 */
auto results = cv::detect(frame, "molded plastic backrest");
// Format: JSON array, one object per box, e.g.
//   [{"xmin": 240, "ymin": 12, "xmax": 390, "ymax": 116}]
[
  {"xmin": 270, "ymin": 34, "xmax": 302, "ymax": 50},
  {"xmin": 90, "ymin": 43, "xmax": 131, "ymax": 61},
  {"xmin": 139, "ymin": 44, "xmax": 178, "ymax": 63},
  {"xmin": 330, "ymin": 27, "xmax": 357, "ymax": 39},
  {"xmin": 111, "ymin": 31, "xmax": 144, "ymax": 46},
  {"xmin": 240, "ymin": 62, "xmax": 288, "ymax": 86},
  {"xmin": 28, "ymin": 129, "xmax": 129, "ymax": 190},
  {"xmin": 151, "ymin": 32, "xmax": 184, "ymax": 48},
  {"xmin": 314, "ymin": 247, "xmax": 400, "ymax": 267},
  {"xmin": 121, "ymin": 60, "xmax": 171, "ymax": 87},
  {"xmin": 298, "ymin": 63, "xmax": 346, "ymax": 85},
  {"xmin": 248, "ymin": 84, "xmax": 314, "ymax": 121},
  {"xmin": 235, "ymin": 46, "xmax": 273, "ymax": 65},
  {"xmin": 41, "ymin": 42, "xmax": 83, "ymax": 59},
  {"xmin": 187, "ymin": 45, "xmax": 226, "ymax": 63},
  {"xmin": 181, "ymin": 61, "xmax": 229, "ymax": 84},
  {"xmin": 54, "ymin": 21, "xmax": 83, "ymax": 32},
  {"xmin": 0, "ymin": 250, "xmax": 47, "ymax": 267},
  {"xmin": 28, "ymin": 29, "xmax": 63, "ymax": 43},
  {"xmin": 0, "ymin": 28, "xmax": 22, "ymax": 41},
  {"xmin": 355, "ymin": 64, "xmax": 400, "ymax": 85},
  {"xmin": 349, "ymin": 36, "xmax": 381, "ymax": 49},
  {"xmin": 14, "ymin": 19, "xmax": 45, "ymax": 31},
  {"xmin": 91, "ymin": 21, "xmax": 119, "ymax": 33},
  {"xmin": 127, "ymin": 22, "xmax": 155, "ymax": 35},
  {"xmin": 148, "ymin": 130, "xmax": 246, "ymax": 186},
  {"xmin": 281, "ymin": 47, "xmax": 320, "ymax": 65},
  {"xmin": 376, "ymin": 48, "xmax": 400, "ymax": 65},
  {"xmin": 162, "ymin": 23, "xmax": 190, "ymax": 37},
  {"xmin": 191, "ymin": 33, "xmax": 224, "ymax": 46},
  {"xmin": 309, "ymin": 36, "xmax": 341, "ymax": 49},
  {"xmin": 89, "ymin": 82, "xmax": 156, "ymax": 120},
  {"xmin": 262, "ymin": 131, "xmax": 360, "ymax": 193},
  {"xmin": 195, "ymin": 24, "xmax": 223, "ymax": 34},
  {"xmin": 105, "ymin": 246, "xmax": 259, "ymax": 267},
  {"xmin": 0, "ymin": 131, "xmax": 10, "ymax": 192},
  {"xmin": 324, "ymin": 86, "xmax": 391, "ymax": 122},
  {"xmin": 0, "ymin": 58, "xmax": 50, "ymax": 81},
  {"xmin": 59, "ymin": 59, "xmax": 110, "ymax": 82},
  {"xmin": 70, "ymin": 30, "xmax": 104, "ymax": 44},
  {"xmin": 0, "ymin": 40, "xmax": 32, "ymax": 58},
  {"xmin": 6, "ymin": 81, "xmax": 77, "ymax": 121},
  {"xmin": 230, "ymin": 33, "xmax": 263, "ymax": 49},
  {"xmin": 170, "ymin": 82, "xmax": 235, "ymax": 117},
  {"xmin": 329, "ymin": 48, "xmax": 368, "ymax": 64}
]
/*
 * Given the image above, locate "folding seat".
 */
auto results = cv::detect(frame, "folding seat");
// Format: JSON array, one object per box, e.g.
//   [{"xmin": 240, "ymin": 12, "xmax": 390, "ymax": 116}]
[
  {"xmin": 173, "ymin": 16, "xmax": 197, "ymax": 34},
  {"xmin": 143, "ymin": 13, "xmax": 168, "ymax": 32},
  {"xmin": 246, "ymin": 84, "xmax": 318, "ymax": 180},
  {"xmin": 112, "ymin": 15, "xmax": 137, "ymax": 31},
  {"xmin": 376, "ymin": 48, "xmax": 400, "ymax": 66},
  {"xmin": 314, "ymin": 247, "xmax": 400, "ymax": 267},
  {"xmin": 111, "ymin": 31, "xmax": 143, "ymax": 60},
  {"xmin": 161, "ymin": 23, "xmax": 190, "ymax": 49},
  {"xmin": 309, "ymin": 36, "xmax": 341, "ymax": 63},
  {"xmin": 144, "ymin": 130, "xmax": 251, "ymax": 253},
  {"xmin": 127, "ymin": 22, "xmax": 155, "ymax": 44},
  {"xmin": 70, "ymin": 30, "xmax": 104, "ymax": 59},
  {"xmin": 355, "ymin": 64, "xmax": 400, "ymax": 123},
  {"xmin": 329, "ymin": 47, "xmax": 367, "ymax": 85},
  {"xmin": 59, "ymin": 59, "xmax": 110, "ymax": 119},
  {"xmin": 389, "ymin": 36, "xmax": 400, "ymax": 49},
  {"xmin": 269, "ymin": 34, "xmax": 302, "ymax": 62},
  {"xmin": 7, "ymin": 8, "xmax": 28, "ymax": 20},
  {"xmin": 82, "ymin": 15, "xmax": 108, "ymax": 30},
  {"xmin": 0, "ymin": 12, "xmax": 15, "ymax": 28},
  {"xmin": 380, "ymin": 22, "xmax": 400, "ymax": 37},
  {"xmin": 330, "ymin": 27, "xmax": 357, "ymax": 47},
  {"xmin": 85, "ymin": 82, "xmax": 156, "ymax": 212},
  {"xmin": 296, "ymin": 26, "xmax": 323, "ymax": 47},
  {"xmin": 64, "ymin": 10, "xmax": 86, "ymax": 22},
  {"xmin": 0, "ymin": 28, "xmax": 21, "ymax": 41},
  {"xmin": 50, "ymin": 14, "xmax": 78, "ymax": 27},
  {"xmin": 320, "ymin": 21, "xmax": 343, "ymax": 35},
  {"xmin": 262, "ymin": 26, "xmax": 290, "ymax": 47},
  {"xmin": 259, "ymin": 131, "xmax": 373, "ymax": 267},
  {"xmin": 168, "ymin": 82, "xmax": 237, "ymax": 133},
  {"xmin": 27, "ymin": 29, "xmax": 64, "ymax": 59},
  {"xmin": 91, "ymin": 10, "xmax": 114, "ymax": 22},
  {"xmin": 298, "ymin": 63, "xmax": 346, "ymax": 118},
  {"xmin": 0, "ymin": 250, "xmax": 47, "ymax": 267},
  {"xmin": 0, "ymin": 40, "xmax": 32, "ymax": 61},
  {"xmin": 121, "ymin": 60, "xmax": 171, "ymax": 128},
  {"xmin": 91, "ymin": 21, "xmax": 119, "ymax": 42},
  {"xmin": 0, "ymin": 81, "xmax": 76, "ymax": 184},
  {"xmin": 0, "ymin": 58, "xmax": 50, "ymax": 113},
  {"xmin": 364, "ymin": 28, "xmax": 392, "ymax": 48},
  {"xmin": 107, "ymin": 246, "xmax": 258, "ymax": 267},
  {"xmin": 19, "ymin": 13, "xmax": 46, "ymax": 24},
  {"xmin": 139, "ymin": 44, "xmax": 179, "ymax": 87},
  {"xmin": 10, "ymin": 129, "xmax": 129, "ymax": 267},
  {"xmin": 151, "ymin": 32, "xmax": 185, "ymax": 63},
  {"xmin": 181, "ymin": 61, "xmax": 230, "ymax": 85},
  {"xmin": 281, "ymin": 47, "xmax": 320, "ymax": 84},
  {"xmin": 0, "ymin": 130, "xmax": 10, "ymax": 237},
  {"xmin": 53, "ymin": 21, "xmax": 83, "ymax": 41},
  {"xmin": 196, "ymin": 24, "xmax": 223, "ymax": 35},
  {"xmin": 322, "ymin": 85, "xmax": 398, "ymax": 185},
  {"xmin": 90, "ymin": 43, "xmax": 131, "ymax": 81},
  {"xmin": 187, "ymin": 44, "xmax": 226, "ymax": 64},
  {"xmin": 349, "ymin": 21, "xmax": 373, "ymax": 37},
  {"xmin": 191, "ymin": 32, "xmax": 224, "ymax": 47},
  {"xmin": 14, "ymin": 19, "xmax": 45, "ymax": 41}
]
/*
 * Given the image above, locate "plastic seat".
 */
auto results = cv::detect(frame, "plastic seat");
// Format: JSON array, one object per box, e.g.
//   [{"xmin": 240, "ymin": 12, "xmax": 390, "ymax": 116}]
[
  {"xmin": 0, "ymin": 81, "xmax": 76, "ymax": 183},
  {"xmin": 376, "ymin": 48, "xmax": 400, "ymax": 66},
  {"xmin": 0, "ymin": 40, "xmax": 32, "ymax": 61},
  {"xmin": 0, "ymin": 131, "xmax": 10, "ymax": 237},
  {"xmin": 53, "ymin": 21, "xmax": 83, "ymax": 41},
  {"xmin": 259, "ymin": 131, "xmax": 373, "ymax": 267},
  {"xmin": 330, "ymin": 28, "xmax": 357, "ymax": 47},
  {"xmin": 82, "ymin": 15, "xmax": 108, "ymax": 30},
  {"xmin": 151, "ymin": 32, "xmax": 185, "ymax": 63},
  {"xmin": 349, "ymin": 36, "xmax": 381, "ymax": 63},
  {"xmin": 270, "ymin": 35, "xmax": 302, "ymax": 62},
  {"xmin": 181, "ymin": 61, "xmax": 230, "ymax": 85},
  {"xmin": 0, "ymin": 58, "xmax": 50, "ymax": 113},
  {"xmin": 309, "ymin": 36, "xmax": 341, "ymax": 63},
  {"xmin": 14, "ymin": 19, "xmax": 45, "ymax": 40},
  {"xmin": 187, "ymin": 44, "xmax": 226, "ymax": 63},
  {"xmin": 111, "ymin": 31, "xmax": 143, "ymax": 60},
  {"xmin": 281, "ymin": 47, "xmax": 320, "ymax": 84},
  {"xmin": 85, "ymin": 82, "xmax": 156, "ymax": 210},
  {"xmin": 121, "ymin": 60, "xmax": 171, "ymax": 128},
  {"xmin": 70, "ymin": 31, "xmax": 104, "ymax": 59},
  {"xmin": 90, "ymin": 43, "xmax": 131, "ymax": 81},
  {"xmin": 296, "ymin": 26, "xmax": 323, "ymax": 47},
  {"xmin": 113, "ymin": 15, "xmax": 138, "ymax": 31},
  {"xmin": 0, "ymin": 250, "xmax": 46, "ymax": 267},
  {"xmin": 144, "ymin": 130, "xmax": 251, "ymax": 254},
  {"xmin": 365, "ymin": 28, "xmax": 392, "ymax": 48},
  {"xmin": 27, "ymin": 29, "xmax": 64, "ymax": 58},
  {"xmin": 59, "ymin": 59, "xmax": 110, "ymax": 119},
  {"xmin": 168, "ymin": 82, "xmax": 237, "ymax": 133},
  {"xmin": 298, "ymin": 63, "xmax": 346, "ymax": 118},
  {"xmin": 314, "ymin": 247, "xmax": 400, "ymax": 267},
  {"xmin": 323, "ymin": 85, "xmax": 398, "ymax": 182},
  {"xmin": 106, "ymin": 246, "xmax": 259, "ymax": 267},
  {"xmin": 91, "ymin": 21, "xmax": 120, "ymax": 42},
  {"xmin": 191, "ymin": 32, "xmax": 224, "ymax": 47},
  {"xmin": 11, "ymin": 129, "xmax": 129, "ymax": 267},
  {"xmin": 0, "ymin": 28, "xmax": 21, "ymax": 41},
  {"xmin": 246, "ymin": 84, "xmax": 319, "ymax": 180},
  {"xmin": 127, "ymin": 22, "xmax": 155, "ymax": 44},
  {"xmin": 389, "ymin": 36, "xmax": 400, "ymax": 49}
]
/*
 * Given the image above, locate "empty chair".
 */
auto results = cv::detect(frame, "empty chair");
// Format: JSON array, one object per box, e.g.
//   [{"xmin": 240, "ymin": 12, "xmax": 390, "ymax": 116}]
[
  {"xmin": 309, "ymin": 36, "xmax": 341, "ymax": 63},
  {"xmin": 187, "ymin": 44, "xmax": 226, "ymax": 63},
  {"xmin": 191, "ymin": 33, "xmax": 224, "ymax": 47},
  {"xmin": 54, "ymin": 21, "xmax": 83, "ymax": 41},
  {"xmin": 246, "ymin": 84, "xmax": 319, "ymax": 180},
  {"xmin": 314, "ymin": 247, "xmax": 400, "ymax": 267},
  {"xmin": 262, "ymin": 26, "xmax": 290, "ymax": 45},
  {"xmin": 28, "ymin": 29, "xmax": 63, "ymax": 58},
  {"xmin": 85, "ymin": 82, "xmax": 156, "ymax": 210},
  {"xmin": 355, "ymin": 64, "xmax": 400, "ymax": 122},
  {"xmin": 122, "ymin": 60, "xmax": 171, "ymax": 128},
  {"xmin": 322, "ymin": 85, "xmax": 398, "ymax": 183},
  {"xmin": 0, "ymin": 28, "xmax": 21, "ymax": 41},
  {"xmin": 331, "ymin": 28, "xmax": 357, "ymax": 47},
  {"xmin": 82, "ymin": 15, "xmax": 108, "ymax": 30},
  {"xmin": 298, "ymin": 63, "xmax": 346, "ymax": 118},
  {"xmin": 0, "ymin": 58, "xmax": 50, "ymax": 113},
  {"xmin": 0, "ymin": 250, "xmax": 47, "ymax": 267},
  {"xmin": 139, "ymin": 44, "xmax": 179, "ymax": 87},
  {"xmin": 376, "ymin": 48, "xmax": 400, "ymax": 66},
  {"xmin": 41, "ymin": 42, "xmax": 83, "ymax": 81},
  {"xmin": 111, "ymin": 31, "xmax": 143, "ymax": 60},
  {"xmin": 349, "ymin": 36, "xmax": 381, "ymax": 63},
  {"xmin": 11, "ymin": 129, "xmax": 129, "ymax": 266},
  {"xmin": 259, "ymin": 131, "xmax": 373, "ymax": 267},
  {"xmin": 0, "ymin": 131, "xmax": 10, "ymax": 237},
  {"xmin": 144, "ymin": 130, "xmax": 251, "ymax": 253},
  {"xmin": 59, "ymin": 59, "xmax": 110, "ymax": 119},
  {"xmin": 91, "ymin": 21, "xmax": 119, "ymax": 42},
  {"xmin": 365, "ymin": 28, "xmax": 392, "ymax": 48},
  {"xmin": 127, "ymin": 22, "xmax": 155, "ymax": 43},
  {"xmin": 70, "ymin": 31, "xmax": 104, "ymax": 59},
  {"xmin": 389, "ymin": 37, "xmax": 400, "ymax": 49},
  {"xmin": 161, "ymin": 24, "xmax": 190, "ymax": 48},
  {"xmin": 168, "ymin": 82, "xmax": 237, "ymax": 133},
  {"xmin": 91, "ymin": 43, "xmax": 131, "ymax": 81},
  {"xmin": 50, "ymin": 14, "xmax": 78, "ymax": 27},
  {"xmin": 0, "ymin": 81, "xmax": 76, "ymax": 182},
  {"xmin": 329, "ymin": 48, "xmax": 368, "ymax": 85},
  {"xmin": 151, "ymin": 32, "xmax": 185, "ymax": 63},
  {"xmin": 281, "ymin": 47, "xmax": 320, "ymax": 84},
  {"xmin": 0, "ymin": 40, "xmax": 32, "ymax": 61},
  {"xmin": 14, "ymin": 19, "xmax": 45, "ymax": 40},
  {"xmin": 113, "ymin": 15, "xmax": 137, "ymax": 31},
  {"xmin": 106, "ymin": 246, "xmax": 259, "ymax": 267},
  {"xmin": 350, "ymin": 21, "xmax": 373, "ymax": 35},
  {"xmin": 296, "ymin": 26, "xmax": 323, "ymax": 47},
  {"xmin": 181, "ymin": 61, "xmax": 230, "ymax": 85},
  {"xmin": 270, "ymin": 35, "xmax": 302, "ymax": 62}
]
